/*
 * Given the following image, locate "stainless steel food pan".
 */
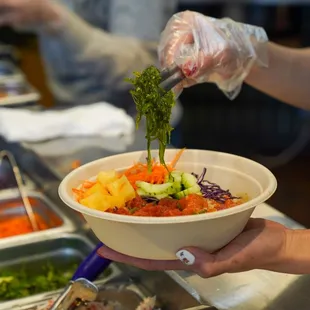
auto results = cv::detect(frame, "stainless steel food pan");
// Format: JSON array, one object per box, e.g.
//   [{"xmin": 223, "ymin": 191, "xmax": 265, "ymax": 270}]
[
  {"xmin": 0, "ymin": 233, "xmax": 121, "ymax": 310},
  {"xmin": 0, "ymin": 189, "xmax": 77, "ymax": 248}
]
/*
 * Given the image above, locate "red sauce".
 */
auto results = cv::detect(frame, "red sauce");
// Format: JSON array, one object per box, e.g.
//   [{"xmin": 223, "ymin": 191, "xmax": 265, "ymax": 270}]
[{"xmin": 106, "ymin": 194, "xmax": 243, "ymax": 217}]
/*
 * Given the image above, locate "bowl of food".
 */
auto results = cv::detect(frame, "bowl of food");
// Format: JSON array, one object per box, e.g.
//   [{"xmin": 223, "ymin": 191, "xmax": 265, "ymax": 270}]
[{"xmin": 58, "ymin": 148, "xmax": 277, "ymax": 260}]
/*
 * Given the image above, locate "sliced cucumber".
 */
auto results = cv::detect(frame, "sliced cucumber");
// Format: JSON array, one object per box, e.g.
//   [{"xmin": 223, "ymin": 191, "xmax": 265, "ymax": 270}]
[
  {"xmin": 136, "ymin": 181, "xmax": 175, "ymax": 196},
  {"xmin": 174, "ymin": 184, "xmax": 201, "ymax": 199},
  {"xmin": 136, "ymin": 171, "xmax": 201, "ymax": 200},
  {"xmin": 170, "ymin": 171, "xmax": 182, "ymax": 181},
  {"xmin": 170, "ymin": 171, "xmax": 182, "ymax": 192},
  {"xmin": 181, "ymin": 172, "xmax": 198, "ymax": 189},
  {"xmin": 166, "ymin": 170, "xmax": 182, "ymax": 181},
  {"xmin": 136, "ymin": 188, "xmax": 169, "ymax": 199}
]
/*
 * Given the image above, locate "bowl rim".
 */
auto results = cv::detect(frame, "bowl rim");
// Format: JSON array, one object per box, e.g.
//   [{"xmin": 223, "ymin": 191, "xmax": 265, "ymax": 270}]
[{"xmin": 58, "ymin": 149, "xmax": 277, "ymax": 224}]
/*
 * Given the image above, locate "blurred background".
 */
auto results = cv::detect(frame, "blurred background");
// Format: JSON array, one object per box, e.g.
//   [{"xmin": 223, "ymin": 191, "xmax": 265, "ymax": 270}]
[{"xmin": 0, "ymin": 0, "xmax": 309, "ymax": 226}]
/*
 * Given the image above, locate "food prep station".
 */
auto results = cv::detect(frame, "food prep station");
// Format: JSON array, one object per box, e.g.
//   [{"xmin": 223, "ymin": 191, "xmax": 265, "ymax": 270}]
[
  {"xmin": 0, "ymin": 47, "xmax": 210, "ymax": 310},
  {"xmin": 0, "ymin": 146, "xmax": 213, "ymax": 310},
  {"xmin": 0, "ymin": 45, "xmax": 310, "ymax": 310},
  {"xmin": 0, "ymin": 133, "xmax": 309, "ymax": 310}
]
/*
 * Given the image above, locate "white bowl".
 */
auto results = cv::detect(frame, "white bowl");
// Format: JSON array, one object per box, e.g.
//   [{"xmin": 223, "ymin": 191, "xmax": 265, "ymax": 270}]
[{"xmin": 59, "ymin": 149, "xmax": 277, "ymax": 260}]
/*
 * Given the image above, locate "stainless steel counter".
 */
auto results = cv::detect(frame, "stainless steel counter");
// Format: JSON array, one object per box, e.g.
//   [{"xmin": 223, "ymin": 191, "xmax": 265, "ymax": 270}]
[{"xmin": 16, "ymin": 133, "xmax": 310, "ymax": 310}]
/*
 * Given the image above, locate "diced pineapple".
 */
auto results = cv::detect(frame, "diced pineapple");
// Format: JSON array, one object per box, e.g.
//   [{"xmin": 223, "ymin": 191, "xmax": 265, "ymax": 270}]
[
  {"xmin": 80, "ymin": 191, "xmax": 125, "ymax": 211},
  {"xmin": 80, "ymin": 191, "xmax": 107, "ymax": 209},
  {"xmin": 97, "ymin": 170, "xmax": 119, "ymax": 186},
  {"xmin": 104, "ymin": 195, "xmax": 125, "ymax": 209},
  {"xmin": 84, "ymin": 183, "xmax": 109, "ymax": 198},
  {"xmin": 106, "ymin": 175, "xmax": 136, "ymax": 202}
]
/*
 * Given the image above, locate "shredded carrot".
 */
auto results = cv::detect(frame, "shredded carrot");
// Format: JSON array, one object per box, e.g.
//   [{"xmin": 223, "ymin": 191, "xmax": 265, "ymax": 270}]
[
  {"xmin": 72, "ymin": 149, "xmax": 186, "ymax": 196},
  {"xmin": 0, "ymin": 214, "xmax": 49, "ymax": 238},
  {"xmin": 122, "ymin": 149, "xmax": 185, "ymax": 189},
  {"xmin": 81, "ymin": 180, "xmax": 96, "ymax": 189},
  {"xmin": 72, "ymin": 188, "xmax": 85, "ymax": 202},
  {"xmin": 123, "ymin": 160, "xmax": 171, "ymax": 189},
  {"xmin": 170, "ymin": 148, "xmax": 185, "ymax": 168}
]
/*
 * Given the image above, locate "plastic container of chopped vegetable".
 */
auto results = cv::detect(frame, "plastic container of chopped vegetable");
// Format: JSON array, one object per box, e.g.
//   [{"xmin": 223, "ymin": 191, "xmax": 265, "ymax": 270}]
[{"xmin": 59, "ymin": 149, "xmax": 277, "ymax": 260}]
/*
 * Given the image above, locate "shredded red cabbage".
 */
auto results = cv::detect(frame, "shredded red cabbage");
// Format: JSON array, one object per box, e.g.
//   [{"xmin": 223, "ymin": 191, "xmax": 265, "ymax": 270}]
[{"xmin": 192, "ymin": 168, "xmax": 238, "ymax": 203}]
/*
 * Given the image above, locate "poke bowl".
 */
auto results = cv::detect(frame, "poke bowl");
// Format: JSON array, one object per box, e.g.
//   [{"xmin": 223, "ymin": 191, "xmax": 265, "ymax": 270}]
[{"xmin": 58, "ymin": 149, "xmax": 277, "ymax": 260}]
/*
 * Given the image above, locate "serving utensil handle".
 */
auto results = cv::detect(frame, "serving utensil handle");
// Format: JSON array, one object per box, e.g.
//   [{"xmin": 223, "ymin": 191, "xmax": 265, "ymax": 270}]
[{"xmin": 71, "ymin": 242, "xmax": 112, "ymax": 282}]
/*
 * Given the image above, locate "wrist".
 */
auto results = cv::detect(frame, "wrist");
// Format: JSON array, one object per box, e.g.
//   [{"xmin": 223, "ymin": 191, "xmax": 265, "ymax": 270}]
[
  {"xmin": 244, "ymin": 42, "xmax": 271, "ymax": 86},
  {"xmin": 245, "ymin": 62, "xmax": 264, "ymax": 86},
  {"xmin": 275, "ymin": 229, "xmax": 310, "ymax": 274}
]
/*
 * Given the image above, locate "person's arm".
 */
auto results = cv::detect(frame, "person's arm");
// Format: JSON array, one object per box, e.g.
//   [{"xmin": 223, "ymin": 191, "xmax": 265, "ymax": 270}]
[
  {"xmin": 246, "ymin": 42, "xmax": 310, "ymax": 111},
  {"xmin": 158, "ymin": 11, "xmax": 310, "ymax": 106},
  {"xmin": 279, "ymin": 229, "xmax": 310, "ymax": 274},
  {"xmin": 0, "ymin": 0, "xmax": 174, "ymax": 90},
  {"xmin": 47, "ymin": 0, "xmax": 179, "ymax": 91},
  {"xmin": 46, "ymin": 4, "xmax": 156, "ymax": 90}
]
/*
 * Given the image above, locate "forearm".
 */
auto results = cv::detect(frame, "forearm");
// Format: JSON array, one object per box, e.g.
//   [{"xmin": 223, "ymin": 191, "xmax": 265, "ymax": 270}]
[
  {"xmin": 272, "ymin": 229, "xmax": 310, "ymax": 274},
  {"xmin": 41, "ymin": 3, "xmax": 156, "ymax": 89},
  {"xmin": 245, "ymin": 42, "xmax": 310, "ymax": 110}
]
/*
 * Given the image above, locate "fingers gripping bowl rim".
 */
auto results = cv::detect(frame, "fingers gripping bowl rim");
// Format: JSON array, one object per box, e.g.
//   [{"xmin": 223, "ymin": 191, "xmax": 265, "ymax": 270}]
[{"xmin": 58, "ymin": 149, "xmax": 277, "ymax": 259}]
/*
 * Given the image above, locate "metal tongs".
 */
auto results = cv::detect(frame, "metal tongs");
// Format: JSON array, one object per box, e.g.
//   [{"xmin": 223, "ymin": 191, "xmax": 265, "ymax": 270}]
[
  {"xmin": 0, "ymin": 150, "xmax": 38, "ymax": 231},
  {"xmin": 50, "ymin": 278, "xmax": 98, "ymax": 310},
  {"xmin": 159, "ymin": 64, "xmax": 185, "ymax": 92},
  {"xmin": 50, "ymin": 242, "xmax": 112, "ymax": 310}
]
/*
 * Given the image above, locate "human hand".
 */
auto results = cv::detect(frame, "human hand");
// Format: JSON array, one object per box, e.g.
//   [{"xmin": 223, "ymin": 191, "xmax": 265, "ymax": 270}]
[
  {"xmin": 158, "ymin": 11, "xmax": 269, "ymax": 99},
  {"xmin": 97, "ymin": 218, "xmax": 292, "ymax": 278},
  {"xmin": 0, "ymin": 0, "xmax": 62, "ymax": 30}
]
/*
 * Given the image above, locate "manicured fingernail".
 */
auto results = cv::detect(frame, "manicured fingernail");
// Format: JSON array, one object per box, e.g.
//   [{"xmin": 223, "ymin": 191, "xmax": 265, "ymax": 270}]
[{"xmin": 176, "ymin": 250, "xmax": 195, "ymax": 265}]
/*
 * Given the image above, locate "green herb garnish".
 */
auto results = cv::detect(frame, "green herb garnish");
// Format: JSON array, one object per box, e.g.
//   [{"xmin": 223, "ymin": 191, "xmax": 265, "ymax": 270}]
[{"xmin": 126, "ymin": 65, "xmax": 176, "ymax": 171}]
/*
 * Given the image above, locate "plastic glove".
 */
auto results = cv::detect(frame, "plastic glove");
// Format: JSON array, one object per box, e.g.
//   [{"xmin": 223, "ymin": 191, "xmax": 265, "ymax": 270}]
[
  {"xmin": 0, "ymin": 0, "xmax": 63, "ymax": 32},
  {"xmin": 158, "ymin": 11, "xmax": 269, "ymax": 99}
]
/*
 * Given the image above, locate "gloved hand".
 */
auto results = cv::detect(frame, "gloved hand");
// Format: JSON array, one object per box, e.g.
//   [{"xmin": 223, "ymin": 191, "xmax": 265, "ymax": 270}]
[
  {"xmin": 0, "ymin": 0, "xmax": 63, "ymax": 32},
  {"xmin": 158, "ymin": 11, "xmax": 269, "ymax": 99}
]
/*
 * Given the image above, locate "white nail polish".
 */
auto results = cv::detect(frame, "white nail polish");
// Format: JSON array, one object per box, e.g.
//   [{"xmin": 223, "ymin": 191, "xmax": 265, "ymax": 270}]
[{"xmin": 176, "ymin": 250, "xmax": 195, "ymax": 265}]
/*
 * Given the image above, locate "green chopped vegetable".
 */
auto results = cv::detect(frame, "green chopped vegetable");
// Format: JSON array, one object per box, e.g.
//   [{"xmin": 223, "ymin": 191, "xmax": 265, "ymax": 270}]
[
  {"xmin": 0, "ymin": 263, "xmax": 76, "ymax": 301},
  {"xmin": 0, "ymin": 263, "xmax": 112, "ymax": 301},
  {"xmin": 126, "ymin": 65, "xmax": 176, "ymax": 170}
]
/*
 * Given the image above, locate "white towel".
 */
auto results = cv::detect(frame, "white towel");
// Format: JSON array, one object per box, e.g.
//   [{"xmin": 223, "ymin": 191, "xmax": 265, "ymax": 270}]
[{"xmin": 0, "ymin": 102, "xmax": 135, "ymax": 143}]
